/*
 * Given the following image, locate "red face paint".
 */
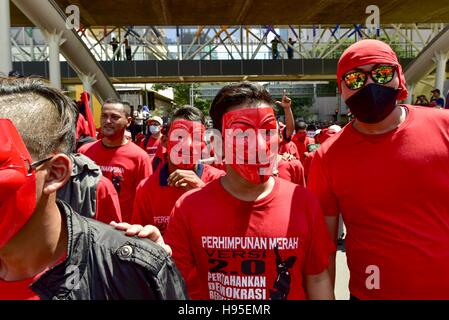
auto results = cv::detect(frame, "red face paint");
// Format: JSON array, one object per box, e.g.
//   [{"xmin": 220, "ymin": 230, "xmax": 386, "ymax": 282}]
[
  {"xmin": 222, "ymin": 107, "xmax": 278, "ymax": 184},
  {"xmin": 167, "ymin": 119, "xmax": 205, "ymax": 170},
  {"xmin": 0, "ymin": 119, "xmax": 36, "ymax": 249}
]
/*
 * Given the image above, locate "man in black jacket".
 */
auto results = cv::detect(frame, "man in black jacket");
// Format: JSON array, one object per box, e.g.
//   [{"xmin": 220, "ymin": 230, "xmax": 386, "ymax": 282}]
[{"xmin": 0, "ymin": 77, "xmax": 188, "ymax": 300}]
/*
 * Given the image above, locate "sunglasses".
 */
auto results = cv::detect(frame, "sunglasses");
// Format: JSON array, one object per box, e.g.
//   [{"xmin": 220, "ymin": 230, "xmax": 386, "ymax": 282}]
[
  {"xmin": 342, "ymin": 65, "xmax": 396, "ymax": 90},
  {"xmin": 0, "ymin": 156, "xmax": 52, "ymax": 176},
  {"xmin": 27, "ymin": 156, "xmax": 53, "ymax": 174}
]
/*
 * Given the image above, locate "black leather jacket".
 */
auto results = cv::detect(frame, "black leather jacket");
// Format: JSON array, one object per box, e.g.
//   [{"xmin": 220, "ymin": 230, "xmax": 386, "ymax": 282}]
[{"xmin": 31, "ymin": 201, "xmax": 188, "ymax": 300}]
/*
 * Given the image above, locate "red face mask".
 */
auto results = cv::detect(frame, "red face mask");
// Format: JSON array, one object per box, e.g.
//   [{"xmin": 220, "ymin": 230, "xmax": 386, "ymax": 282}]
[
  {"xmin": 295, "ymin": 131, "xmax": 307, "ymax": 142},
  {"xmin": 0, "ymin": 119, "xmax": 36, "ymax": 249},
  {"xmin": 167, "ymin": 119, "xmax": 205, "ymax": 170},
  {"xmin": 222, "ymin": 107, "xmax": 278, "ymax": 185}
]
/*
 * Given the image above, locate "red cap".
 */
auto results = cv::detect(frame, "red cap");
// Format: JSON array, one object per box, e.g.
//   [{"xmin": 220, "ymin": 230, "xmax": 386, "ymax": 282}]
[{"xmin": 337, "ymin": 39, "xmax": 408, "ymax": 101}]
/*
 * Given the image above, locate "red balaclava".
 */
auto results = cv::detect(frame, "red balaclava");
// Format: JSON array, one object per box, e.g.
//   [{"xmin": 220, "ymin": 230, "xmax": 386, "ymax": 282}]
[
  {"xmin": 337, "ymin": 39, "xmax": 408, "ymax": 101},
  {"xmin": 222, "ymin": 107, "xmax": 278, "ymax": 185},
  {"xmin": 167, "ymin": 119, "xmax": 205, "ymax": 170},
  {"xmin": 0, "ymin": 119, "xmax": 37, "ymax": 249}
]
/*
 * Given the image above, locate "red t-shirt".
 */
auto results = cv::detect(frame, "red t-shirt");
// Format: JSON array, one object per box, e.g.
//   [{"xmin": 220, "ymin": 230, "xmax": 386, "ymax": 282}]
[
  {"xmin": 139, "ymin": 135, "xmax": 162, "ymax": 161},
  {"xmin": 79, "ymin": 140, "xmax": 152, "ymax": 222},
  {"xmin": 0, "ymin": 254, "xmax": 66, "ymax": 300},
  {"xmin": 303, "ymin": 151, "xmax": 315, "ymax": 180},
  {"xmin": 276, "ymin": 158, "xmax": 306, "ymax": 187},
  {"xmin": 132, "ymin": 163, "xmax": 225, "ymax": 234},
  {"xmin": 0, "ymin": 275, "xmax": 40, "ymax": 300},
  {"xmin": 165, "ymin": 178, "xmax": 335, "ymax": 300},
  {"xmin": 95, "ymin": 176, "xmax": 122, "ymax": 223},
  {"xmin": 291, "ymin": 135, "xmax": 315, "ymax": 163},
  {"xmin": 279, "ymin": 140, "xmax": 300, "ymax": 160},
  {"xmin": 308, "ymin": 105, "xmax": 449, "ymax": 299}
]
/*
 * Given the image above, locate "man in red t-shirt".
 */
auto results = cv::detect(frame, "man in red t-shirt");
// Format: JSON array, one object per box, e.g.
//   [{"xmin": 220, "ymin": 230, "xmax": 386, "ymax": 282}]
[
  {"xmin": 0, "ymin": 79, "xmax": 187, "ymax": 300},
  {"xmin": 291, "ymin": 120, "xmax": 315, "ymax": 163},
  {"xmin": 164, "ymin": 82, "xmax": 335, "ymax": 300},
  {"xmin": 275, "ymin": 154, "xmax": 306, "ymax": 186},
  {"xmin": 308, "ymin": 39, "xmax": 449, "ymax": 299},
  {"xmin": 132, "ymin": 106, "xmax": 225, "ymax": 234},
  {"xmin": 79, "ymin": 99, "xmax": 152, "ymax": 222},
  {"xmin": 139, "ymin": 116, "xmax": 164, "ymax": 160},
  {"xmin": 278, "ymin": 122, "xmax": 301, "ymax": 160}
]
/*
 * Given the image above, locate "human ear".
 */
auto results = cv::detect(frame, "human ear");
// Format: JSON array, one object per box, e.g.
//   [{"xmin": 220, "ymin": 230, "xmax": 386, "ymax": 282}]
[{"xmin": 42, "ymin": 154, "xmax": 73, "ymax": 195}]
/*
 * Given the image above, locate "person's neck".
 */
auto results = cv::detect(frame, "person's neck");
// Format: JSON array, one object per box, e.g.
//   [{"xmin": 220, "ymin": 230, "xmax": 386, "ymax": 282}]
[
  {"xmin": 353, "ymin": 106, "xmax": 407, "ymax": 135},
  {"xmin": 152, "ymin": 132, "xmax": 162, "ymax": 140},
  {"xmin": 0, "ymin": 195, "xmax": 68, "ymax": 281},
  {"xmin": 102, "ymin": 134, "xmax": 128, "ymax": 147},
  {"xmin": 221, "ymin": 165, "xmax": 275, "ymax": 202}
]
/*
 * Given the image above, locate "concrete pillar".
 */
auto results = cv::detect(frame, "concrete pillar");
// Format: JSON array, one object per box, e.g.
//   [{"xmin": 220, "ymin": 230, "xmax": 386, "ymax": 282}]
[
  {"xmin": 433, "ymin": 51, "xmax": 448, "ymax": 93},
  {"xmin": 0, "ymin": 0, "xmax": 12, "ymax": 76},
  {"xmin": 80, "ymin": 73, "xmax": 96, "ymax": 111},
  {"xmin": 405, "ymin": 83, "xmax": 415, "ymax": 105},
  {"xmin": 44, "ymin": 31, "xmax": 66, "ymax": 89}
]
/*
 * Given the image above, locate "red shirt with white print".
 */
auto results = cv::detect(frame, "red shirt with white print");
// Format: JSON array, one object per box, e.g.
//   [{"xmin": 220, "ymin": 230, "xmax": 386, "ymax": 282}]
[
  {"xmin": 79, "ymin": 140, "xmax": 152, "ymax": 222},
  {"xmin": 138, "ymin": 135, "xmax": 162, "ymax": 161},
  {"xmin": 132, "ymin": 163, "xmax": 225, "ymax": 234},
  {"xmin": 165, "ymin": 178, "xmax": 335, "ymax": 300}
]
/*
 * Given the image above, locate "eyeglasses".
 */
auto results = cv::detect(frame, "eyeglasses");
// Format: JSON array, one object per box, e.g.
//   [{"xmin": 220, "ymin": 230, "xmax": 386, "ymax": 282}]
[
  {"xmin": 27, "ymin": 156, "xmax": 53, "ymax": 174},
  {"xmin": 342, "ymin": 65, "xmax": 396, "ymax": 90}
]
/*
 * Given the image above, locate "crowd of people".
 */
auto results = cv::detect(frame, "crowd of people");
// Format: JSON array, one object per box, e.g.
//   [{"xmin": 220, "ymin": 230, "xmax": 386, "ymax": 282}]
[
  {"xmin": 414, "ymin": 88, "xmax": 449, "ymax": 108},
  {"xmin": 1, "ymin": 39, "xmax": 449, "ymax": 300}
]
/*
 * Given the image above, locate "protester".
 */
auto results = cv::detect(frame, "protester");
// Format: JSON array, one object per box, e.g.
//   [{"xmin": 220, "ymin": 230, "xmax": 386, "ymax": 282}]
[
  {"xmin": 78, "ymin": 99, "xmax": 152, "ymax": 222},
  {"xmin": 308, "ymin": 39, "xmax": 449, "ymax": 299},
  {"xmin": 291, "ymin": 120, "xmax": 315, "ymax": 163},
  {"xmin": 0, "ymin": 77, "xmax": 187, "ymax": 300},
  {"xmin": 164, "ymin": 82, "xmax": 335, "ymax": 300},
  {"xmin": 429, "ymin": 88, "xmax": 445, "ymax": 108}
]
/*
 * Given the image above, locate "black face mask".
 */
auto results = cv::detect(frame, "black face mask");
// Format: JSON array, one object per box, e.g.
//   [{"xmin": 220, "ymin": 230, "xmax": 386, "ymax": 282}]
[{"xmin": 345, "ymin": 83, "xmax": 399, "ymax": 124}]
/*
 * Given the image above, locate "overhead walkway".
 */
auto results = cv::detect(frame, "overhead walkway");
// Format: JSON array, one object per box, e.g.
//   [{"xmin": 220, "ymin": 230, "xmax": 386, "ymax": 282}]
[
  {"xmin": 12, "ymin": 58, "xmax": 414, "ymax": 84},
  {"xmin": 12, "ymin": 0, "xmax": 118, "ymax": 102}
]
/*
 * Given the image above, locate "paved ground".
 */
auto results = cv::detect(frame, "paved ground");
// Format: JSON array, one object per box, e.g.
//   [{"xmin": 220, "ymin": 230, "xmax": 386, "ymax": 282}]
[{"xmin": 335, "ymin": 241, "xmax": 350, "ymax": 300}]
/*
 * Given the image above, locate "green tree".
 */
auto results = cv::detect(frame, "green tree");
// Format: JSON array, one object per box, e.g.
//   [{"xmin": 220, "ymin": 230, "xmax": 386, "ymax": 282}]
[{"xmin": 152, "ymin": 83, "xmax": 212, "ymax": 116}]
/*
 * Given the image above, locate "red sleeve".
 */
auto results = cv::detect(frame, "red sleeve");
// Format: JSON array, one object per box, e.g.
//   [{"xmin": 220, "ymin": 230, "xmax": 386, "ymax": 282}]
[
  {"xmin": 164, "ymin": 199, "xmax": 196, "ymax": 289},
  {"xmin": 95, "ymin": 176, "xmax": 122, "ymax": 224},
  {"xmin": 131, "ymin": 179, "xmax": 154, "ymax": 226},
  {"xmin": 303, "ymin": 152, "xmax": 313, "ymax": 179},
  {"xmin": 201, "ymin": 166, "xmax": 226, "ymax": 183},
  {"xmin": 289, "ymin": 142, "xmax": 301, "ymax": 160},
  {"xmin": 291, "ymin": 160, "xmax": 306, "ymax": 187},
  {"xmin": 307, "ymin": 151, "xmax": 339, "ymax": 217},
  {"xmin": 303, "ymin": 196, "xmax": 336, "ymax": 275}
]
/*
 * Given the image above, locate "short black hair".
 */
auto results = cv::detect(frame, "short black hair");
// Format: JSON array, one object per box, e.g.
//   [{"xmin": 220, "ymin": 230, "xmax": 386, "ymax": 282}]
[
  {"xmin": 209, "ymin": 81, "xmax": 274, "ymax": 132},
  {"xmin": 173, "ymin": 105, "xmax": 205, "ymax": 125},
  {"xmin": 103, "ymin": 98, "xmax": 131, "ymax": 117},
  {"xmin": 0, "ymin": 77, "xmax": 77, "ymax": 159},
  {"xmin": 307, "ymin": 124, "xmax": 317, "ymax": 131},
  {"xmin": 295, "ymin": 120, "xmax": 307, "ymax": 131}
]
